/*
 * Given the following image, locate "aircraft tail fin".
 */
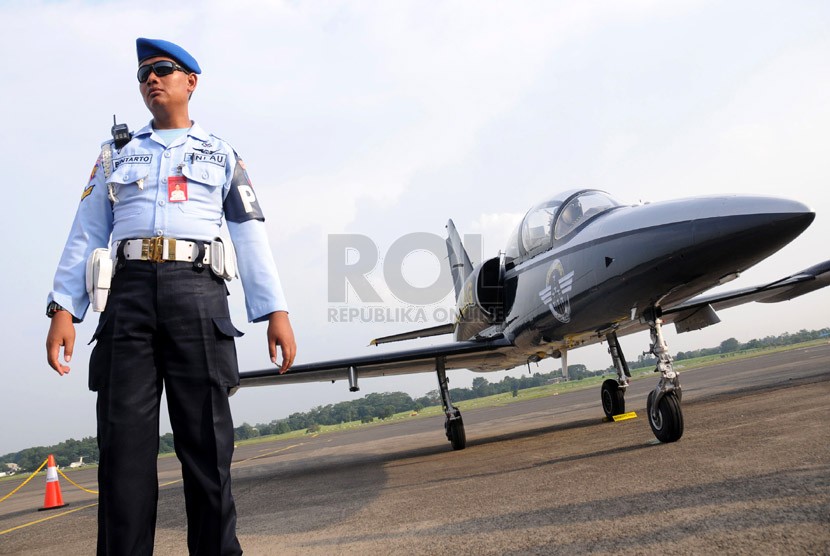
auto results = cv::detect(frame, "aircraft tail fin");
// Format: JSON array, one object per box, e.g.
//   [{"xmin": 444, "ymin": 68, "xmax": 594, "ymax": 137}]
[{"xmin": 446, "ymin": 219, "xmax": 473, "ymax": 299}]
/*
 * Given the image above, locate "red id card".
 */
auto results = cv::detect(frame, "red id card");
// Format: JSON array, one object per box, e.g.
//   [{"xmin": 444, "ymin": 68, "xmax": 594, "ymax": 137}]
[{"xmin": 168, "ymin": 176, "xmax": 188, "ymax": 202}]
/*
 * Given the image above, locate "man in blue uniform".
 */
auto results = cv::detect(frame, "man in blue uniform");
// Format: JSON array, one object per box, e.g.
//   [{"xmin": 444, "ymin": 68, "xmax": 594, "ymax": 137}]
[{"xmin": 45, "ymin": 38, "xmax": 296, "ymax": 555}]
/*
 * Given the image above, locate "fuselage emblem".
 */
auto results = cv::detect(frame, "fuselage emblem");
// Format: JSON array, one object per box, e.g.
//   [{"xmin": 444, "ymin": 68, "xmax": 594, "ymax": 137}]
[{"xmin": 539, "ymin": 259, "xmax": 574, "ymax": 323}]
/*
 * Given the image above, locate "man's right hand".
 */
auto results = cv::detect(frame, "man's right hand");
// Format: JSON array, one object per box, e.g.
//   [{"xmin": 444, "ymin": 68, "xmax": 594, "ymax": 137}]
[{"xmin": 46, "ymin": 311, "xmax": 76, "ymax": 376}]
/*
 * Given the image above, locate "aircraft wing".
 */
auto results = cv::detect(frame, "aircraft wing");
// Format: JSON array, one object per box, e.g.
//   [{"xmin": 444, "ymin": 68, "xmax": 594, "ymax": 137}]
[
  {"xmin": 238, "ymin": 259, "xmax": 830, "ymax": 389},
  {"xmin": 238, "ymin": 337, "xmax": 515, "ymax": 388},
  {"xmin": 663, "ymin": 259, "xmax": 830, "ymax": 322}
]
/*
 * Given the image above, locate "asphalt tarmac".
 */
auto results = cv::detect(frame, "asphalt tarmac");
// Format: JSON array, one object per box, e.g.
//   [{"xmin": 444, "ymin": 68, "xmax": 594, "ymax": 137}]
[{"xmin": 2, "ymin": 344, "xmax": 829, "ymax": 555}]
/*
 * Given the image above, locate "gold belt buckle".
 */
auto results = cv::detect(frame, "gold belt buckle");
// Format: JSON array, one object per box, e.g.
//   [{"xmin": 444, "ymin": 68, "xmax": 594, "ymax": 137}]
[{"xmin": 142, "ymin": 237, "xmax": 166, "ymax": 263}]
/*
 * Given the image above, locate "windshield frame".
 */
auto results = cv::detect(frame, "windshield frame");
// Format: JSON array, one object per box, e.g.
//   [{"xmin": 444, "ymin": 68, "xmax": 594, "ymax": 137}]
[
  {"xmin": 506, "ymin": 189, "xmax": 622, "ymax": 262},
  {"xmin": 552, "ymin": 190, "xmax": 620, "ymax": 241}
]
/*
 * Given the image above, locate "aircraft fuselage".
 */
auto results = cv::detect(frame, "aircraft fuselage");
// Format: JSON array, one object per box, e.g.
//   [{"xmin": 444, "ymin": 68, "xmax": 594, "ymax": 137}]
[{"xmin": 457, "ymin": 192, "xmax": 814, "ymax": 367}]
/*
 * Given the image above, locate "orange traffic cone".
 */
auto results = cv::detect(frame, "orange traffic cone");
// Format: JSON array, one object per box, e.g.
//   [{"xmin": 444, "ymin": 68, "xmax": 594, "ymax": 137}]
[{"xmin": 38, "ymin": 454, "xmax": 69, "ymax": 511}]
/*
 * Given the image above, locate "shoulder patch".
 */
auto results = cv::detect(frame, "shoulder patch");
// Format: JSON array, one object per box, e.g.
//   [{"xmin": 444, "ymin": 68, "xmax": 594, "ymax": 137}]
[
  {"xmin": 88, "ymin": 157, "xmax": 100, "ymax": 182},
  {"xmin": 81, "ymin": 184, "xmax": 95, "ymax": 201},
  {"xmin": 81, "ymin": 154, "xmax": 102, "ymax": 201},
  {"xmin": 224, "ymin": 156, "xmax": 265, "ymax": 223}
]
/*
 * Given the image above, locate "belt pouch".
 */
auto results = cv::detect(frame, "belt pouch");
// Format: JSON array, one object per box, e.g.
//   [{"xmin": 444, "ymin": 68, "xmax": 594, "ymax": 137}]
[
  {"xmin": 86, "ymin": 248, "xmax": 113, "ymax": 312},
  {"xmin": 211, "ymin": 237, "xmax": 238, "ymax": 281}
]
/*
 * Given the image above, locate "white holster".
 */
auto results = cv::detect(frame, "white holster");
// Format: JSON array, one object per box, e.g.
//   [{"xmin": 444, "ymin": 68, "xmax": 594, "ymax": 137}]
[
  {"xmin": 210, "ymin": 237, "xmax": 238, "ymax": 281},
  {"xmin": 86, "ymin": 248, "xmax": 113, "ymax": 312}
]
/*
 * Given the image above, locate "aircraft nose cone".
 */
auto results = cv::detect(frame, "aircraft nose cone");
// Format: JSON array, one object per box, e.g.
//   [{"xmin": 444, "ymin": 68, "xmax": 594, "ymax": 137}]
[
  {"xmin": 692, "ymin": 195, "xmax": 814, "ymax": 270},
  {"xmin": 723, "ymin": 195, "xmax": 813, "ymax": 221},
  {"xmin": 764, "ymin": 198, "xmax": 815, "ymax": 236},
  {"xmin": 694, "ymin": 195, "xmax": 813, "ymax": 237}
]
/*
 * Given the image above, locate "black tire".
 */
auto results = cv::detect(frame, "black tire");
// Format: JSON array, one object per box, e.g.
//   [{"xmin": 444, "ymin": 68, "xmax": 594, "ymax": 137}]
[
  {"xmin": 448, "ymin": 418, "xmax": 466, "ymax": 450},
  {"xmin": 601, "ymin": 379, "xmax": 625, "ymax": 420},
  {"xmin": 647, "ymin": 390, "xmax": 684, "ymax": 443}
]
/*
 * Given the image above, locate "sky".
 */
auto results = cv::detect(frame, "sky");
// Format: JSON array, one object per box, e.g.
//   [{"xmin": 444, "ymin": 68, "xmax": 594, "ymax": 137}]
[{"xmin": 1, "ymin": 0, "xmax": 828, "ymax": 455}]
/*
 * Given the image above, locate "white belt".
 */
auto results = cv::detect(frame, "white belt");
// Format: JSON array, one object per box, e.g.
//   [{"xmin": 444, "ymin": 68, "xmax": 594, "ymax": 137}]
[{"xmin": 116, "ymin": 238, "xmax": 210, "ymax": 264}]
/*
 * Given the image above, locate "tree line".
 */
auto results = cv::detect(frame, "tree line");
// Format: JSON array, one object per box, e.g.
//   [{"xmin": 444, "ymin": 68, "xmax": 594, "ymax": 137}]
[
  {"xmin": 1, "ymin": 434, "xmax": 177, "ymax": 474},
  {"xmin": 3, "ymin": 327, "xmax": 826, "ymax": 471},
  {"xmin": 674, "ymin": 328, "xmax": 828, "ymax": 360}
]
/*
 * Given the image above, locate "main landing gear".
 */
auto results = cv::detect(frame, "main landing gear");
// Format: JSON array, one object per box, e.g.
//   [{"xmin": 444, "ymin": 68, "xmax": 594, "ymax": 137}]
[
  {"xmin": 602, "ymin": 331, "xmax": 630, "ymax": 420},
  {"xmin": 436, "ymin": 358, "xmax": 466, "ymax": 450},
  {"xmin": 602, "ymin": 315, "xmax": 684, "ymax": 443}
]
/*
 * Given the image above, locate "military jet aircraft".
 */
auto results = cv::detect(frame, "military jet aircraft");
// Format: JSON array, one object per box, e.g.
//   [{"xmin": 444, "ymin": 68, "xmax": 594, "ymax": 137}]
[{"xmin": 239, "ymin": 189, "xmax": 830, "ymax": 449}]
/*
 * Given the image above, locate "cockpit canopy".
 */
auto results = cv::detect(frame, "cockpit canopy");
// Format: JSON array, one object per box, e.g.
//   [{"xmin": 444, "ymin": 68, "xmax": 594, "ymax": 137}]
[{"xmin": 505, "ymin": 189, "xmax": 621, "ymax": 260}]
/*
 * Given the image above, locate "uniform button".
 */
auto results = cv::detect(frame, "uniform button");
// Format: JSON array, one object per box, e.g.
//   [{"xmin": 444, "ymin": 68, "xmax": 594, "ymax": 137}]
[
  {"xmin": 202, "ymin": 171, "xmax": 208, "ymax": 179},
  {"xmin": 156, "ymin": 230, "xmax": 163, "ymax": 236},
  {"xmin": 124, "ymin": 174, "xmax": 130, "ymax": 181},
  {"xmin": 162, "ymin": 177, "xmax": 167, "ymax": 183},
  {"xmin": 158, "ymin": 200, "xmax": 166, "ymax": 206},
  {"xmin": 164, "ymin": 151, "xmax": 171, "ymax": 158}
]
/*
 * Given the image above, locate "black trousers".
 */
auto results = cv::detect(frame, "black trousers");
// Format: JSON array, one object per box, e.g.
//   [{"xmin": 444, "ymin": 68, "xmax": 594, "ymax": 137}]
[{"xmin": 90, "ymin": 260, "xmax": 244, "ymax": 556}]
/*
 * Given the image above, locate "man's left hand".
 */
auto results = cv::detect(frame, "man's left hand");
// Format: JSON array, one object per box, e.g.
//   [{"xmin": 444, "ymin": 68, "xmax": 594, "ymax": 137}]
[{"xmin": 267, "ymin": 311, "xmax": 296, "ymax": 374}]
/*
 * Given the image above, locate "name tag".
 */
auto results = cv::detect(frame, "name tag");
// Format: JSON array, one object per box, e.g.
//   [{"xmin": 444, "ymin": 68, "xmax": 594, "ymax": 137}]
[{"xmin": 168, "ymin": 176, "xmax": 188, "ymax": 202}]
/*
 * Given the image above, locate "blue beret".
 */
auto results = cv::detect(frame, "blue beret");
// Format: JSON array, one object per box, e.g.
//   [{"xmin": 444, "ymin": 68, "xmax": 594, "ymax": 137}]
[{"xmin": 136, "ymin": 37, "xmax": 201, "ymax": 74}]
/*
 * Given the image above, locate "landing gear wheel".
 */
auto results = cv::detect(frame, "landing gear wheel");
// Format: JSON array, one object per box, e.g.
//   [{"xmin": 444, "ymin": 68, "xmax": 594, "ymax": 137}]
[
  {"xmin": 447, "ymin": 416, "xmax": 466, "ymax": 451},
  {"xmin": 601, "ymin": 379, "xmax": 625, "ymax": 420},
  {"xmin": 647, "ymin": 390, "xmax": 684, "ymax": 443}
]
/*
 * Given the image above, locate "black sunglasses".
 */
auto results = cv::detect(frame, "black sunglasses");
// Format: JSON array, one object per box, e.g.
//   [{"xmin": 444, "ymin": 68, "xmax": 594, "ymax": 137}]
[{"xmin": 137, "ymin": 60, "xmax": 189, "ymax": 83}]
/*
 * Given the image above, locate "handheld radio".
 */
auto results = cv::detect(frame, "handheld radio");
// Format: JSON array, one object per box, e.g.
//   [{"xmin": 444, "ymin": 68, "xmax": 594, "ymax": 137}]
[{"xmin": 111, "ymin": 115, "xmax": 132, "ymax": 149}]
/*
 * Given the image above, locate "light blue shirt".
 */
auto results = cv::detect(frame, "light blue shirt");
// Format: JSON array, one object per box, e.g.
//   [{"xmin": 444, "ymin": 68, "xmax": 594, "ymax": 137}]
[
  {"xmin": 48, "ymin": 121, "xmax": 288, "ymax": 323},
  {"xmin": 154, "ymin": 127, "xmax": 188, "ymax": 146}
]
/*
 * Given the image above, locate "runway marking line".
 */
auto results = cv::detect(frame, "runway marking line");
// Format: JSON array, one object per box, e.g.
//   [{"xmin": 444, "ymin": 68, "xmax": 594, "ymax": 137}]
[
  {"xmin": 235, "ymin": 443, "xmax": 304, "ymax": 465},
  {"xmin": 1, "ymin": 443, "xmax": 305, "ymax": 537},
  {"xmin": 0, "ymin": 502, "xmax": 98, "ymax": 537}
]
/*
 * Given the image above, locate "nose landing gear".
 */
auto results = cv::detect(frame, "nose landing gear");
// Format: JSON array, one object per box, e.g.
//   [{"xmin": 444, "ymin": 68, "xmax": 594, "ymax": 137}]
[
  {"xmin": 645, "ymin": 315, "xmax": 683, "ymax": 442},
  {"xmin": 647, "ymin": 389, "xmax": 683, "ymax": 442},
  {"xmin": 602, "ymin": 314, "xmax": 684, "ymax": 442}
]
